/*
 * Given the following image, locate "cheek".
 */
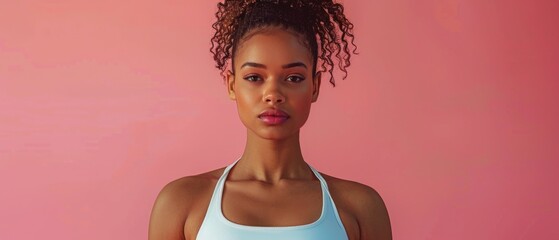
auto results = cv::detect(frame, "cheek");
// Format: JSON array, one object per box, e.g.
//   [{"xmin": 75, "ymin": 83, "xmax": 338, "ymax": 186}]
[
  {"xmin": 235, "ymin": 87, "xmax": 259, "ymax": 115},
  {"xmin": 291, "ymin": 90, "xmax": 314, "ymax": 115},
  {"xmin": 294, "ymin": 100, "xmax": 312, "ymax": 114}
]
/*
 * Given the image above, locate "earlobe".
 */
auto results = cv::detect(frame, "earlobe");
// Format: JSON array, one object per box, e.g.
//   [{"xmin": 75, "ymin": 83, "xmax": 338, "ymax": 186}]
[
  {"xmin": 226, "ymin": 70, "xmax": 236, "ymax": 100},
  {"xmin": 311, "ymin": 71, "xmax": 321, "ymax": 102}
]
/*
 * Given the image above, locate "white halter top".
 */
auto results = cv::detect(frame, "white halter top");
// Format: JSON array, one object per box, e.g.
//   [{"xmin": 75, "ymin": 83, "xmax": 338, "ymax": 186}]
[{"xmin": 196, "ymin": 159, "xmax": 349, "ymax": 240}]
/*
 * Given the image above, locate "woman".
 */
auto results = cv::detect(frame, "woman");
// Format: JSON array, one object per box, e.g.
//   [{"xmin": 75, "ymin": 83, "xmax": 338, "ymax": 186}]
[{"xmin": 149, "ymin": 0, "xmax": 392, "ymax": 239}]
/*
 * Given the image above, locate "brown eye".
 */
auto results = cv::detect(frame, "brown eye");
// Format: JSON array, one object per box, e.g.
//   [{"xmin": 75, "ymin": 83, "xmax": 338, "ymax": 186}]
[
  {"xmin": 244, "ymin": 75, "xmax": 261, "ymax": 82},
  {"xmin": 286, "ymin": 75, "xmax": 305, "ymax": 83}
]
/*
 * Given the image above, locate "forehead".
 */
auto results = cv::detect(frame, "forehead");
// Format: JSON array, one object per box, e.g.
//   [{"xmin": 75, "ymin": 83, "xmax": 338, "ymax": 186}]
[{"xmin": 235, "ymin": 28, "xmax": 313, "ymax": 66}]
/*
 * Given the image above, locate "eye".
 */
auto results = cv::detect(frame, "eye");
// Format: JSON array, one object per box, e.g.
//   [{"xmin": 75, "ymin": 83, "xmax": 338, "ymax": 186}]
[
  {"xmin": 244, "ymin": 75, "xmax": 262, "ymax": 82},
  {"xmin": 286, "ymin": 75, "xmax": 305, "ymax": 83}
]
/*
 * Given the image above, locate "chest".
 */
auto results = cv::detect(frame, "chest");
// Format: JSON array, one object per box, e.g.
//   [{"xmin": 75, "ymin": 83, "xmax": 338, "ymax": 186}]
[
  {"xmin": 184, "ymin": 181, "xmax": 360, "ymax": 240},
  {"xmin": 222, "ymin": 180, "xmax": 323, "ymax": 226}
]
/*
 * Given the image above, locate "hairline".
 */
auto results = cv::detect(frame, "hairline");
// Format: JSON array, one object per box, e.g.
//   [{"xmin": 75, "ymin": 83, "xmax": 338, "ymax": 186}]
[{"xmin": 231, "ymin": 25, "xmax": 318, "ymax": 76}]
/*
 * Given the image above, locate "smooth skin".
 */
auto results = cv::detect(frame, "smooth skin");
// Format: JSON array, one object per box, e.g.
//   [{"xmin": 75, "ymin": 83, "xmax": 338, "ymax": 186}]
[{"xmin": 148, "ymin": 27, "xmax": 392, "ymax": 240}]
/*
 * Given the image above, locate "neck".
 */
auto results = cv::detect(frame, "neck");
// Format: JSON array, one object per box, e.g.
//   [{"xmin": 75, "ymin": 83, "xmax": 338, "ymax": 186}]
[{"xmin": 231, "ymin": 129, "xmax": 312, "ymax": 184}]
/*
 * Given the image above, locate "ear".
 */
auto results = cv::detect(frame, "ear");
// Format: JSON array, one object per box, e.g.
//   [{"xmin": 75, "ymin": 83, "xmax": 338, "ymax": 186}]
[
  {"xmin": 226, "ymin": 70, "xmax": 236, "ymax": 100},
  {"xmin": 311, "ymin": 71, "xmax": 321, "ymax": 103}
]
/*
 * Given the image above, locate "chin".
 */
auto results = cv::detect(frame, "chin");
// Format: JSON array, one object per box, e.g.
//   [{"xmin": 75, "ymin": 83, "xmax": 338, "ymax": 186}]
[{"xmin": 252, "ymin": 128, "xmax": 300, "ymax": 141}]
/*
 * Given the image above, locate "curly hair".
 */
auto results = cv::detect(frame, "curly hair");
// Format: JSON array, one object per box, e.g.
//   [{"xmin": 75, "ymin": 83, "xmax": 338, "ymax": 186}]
[{"xmin": 210, "ymin": 0, "xmax": 357, "ymax": 86}]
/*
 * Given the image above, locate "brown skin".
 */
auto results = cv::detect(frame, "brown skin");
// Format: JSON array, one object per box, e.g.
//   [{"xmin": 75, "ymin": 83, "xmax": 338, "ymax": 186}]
[{"xmin": 148, "ymin": 27, "xmax": 392, "ymax": 240}]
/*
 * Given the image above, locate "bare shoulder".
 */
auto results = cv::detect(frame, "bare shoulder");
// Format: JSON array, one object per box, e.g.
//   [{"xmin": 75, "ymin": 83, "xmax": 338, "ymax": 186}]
[
  {"xmin": 321, "ymin": 173, "xmax": 393, "ymax": 240},
  {"xmin": 161, "ymin": 169, "xmax": 224, "ymax": 200},
  {"xmin": 148, "ymin": 168, "xmax": 225, "ymax": 240},
  {"xmin": 321, "ymin": 173, "xmax": 383, "ymax": 205}
]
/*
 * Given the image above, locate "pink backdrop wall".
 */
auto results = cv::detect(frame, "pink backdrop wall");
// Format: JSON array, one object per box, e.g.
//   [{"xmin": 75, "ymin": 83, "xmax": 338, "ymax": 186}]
[{"xmin": 1, "ymin": 0, "xmax": 558, "ymax": 239}]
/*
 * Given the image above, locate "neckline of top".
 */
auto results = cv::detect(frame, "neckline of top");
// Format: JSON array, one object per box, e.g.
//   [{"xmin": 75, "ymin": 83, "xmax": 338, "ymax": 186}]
[{"xmin": 215, "ymin": 158, "xmax": 329, "ymax": 230}]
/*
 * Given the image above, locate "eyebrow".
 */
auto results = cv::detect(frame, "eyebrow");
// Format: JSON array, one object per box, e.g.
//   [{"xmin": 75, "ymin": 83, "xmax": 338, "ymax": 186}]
[{"xmin": 240, "ymin": 61, "xmax": 308, "ymax": 69}]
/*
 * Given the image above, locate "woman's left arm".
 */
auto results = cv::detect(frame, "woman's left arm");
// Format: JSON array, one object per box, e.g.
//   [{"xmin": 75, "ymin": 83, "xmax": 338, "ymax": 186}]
[{"xmin": 355, "ymin": 187, "xmax": 392, "ymax": 240}]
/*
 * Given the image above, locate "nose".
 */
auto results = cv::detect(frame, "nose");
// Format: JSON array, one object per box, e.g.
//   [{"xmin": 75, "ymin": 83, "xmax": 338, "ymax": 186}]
[
  {"xmin": 262, "ymin": 81, "xmax": 285, "ymax": 104},
  {"xmin": 265, "ymin": 94, "xmax": 285, "ymax": 104}
]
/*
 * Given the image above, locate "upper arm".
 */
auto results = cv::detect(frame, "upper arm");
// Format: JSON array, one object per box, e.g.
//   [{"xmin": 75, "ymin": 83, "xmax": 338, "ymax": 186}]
[
  {"xmin": 148, "ymin": 180, "xmax": 191, "ymax": 240},
  {"xmin": 355, "ymin": 187, "xmax": 392, "ymax": 240}
]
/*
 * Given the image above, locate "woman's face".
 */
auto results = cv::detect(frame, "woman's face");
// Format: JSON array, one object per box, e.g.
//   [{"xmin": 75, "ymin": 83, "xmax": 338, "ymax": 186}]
[{"xmin": 227, "ymin": 27, "xmax": 321, "ymax": 140}]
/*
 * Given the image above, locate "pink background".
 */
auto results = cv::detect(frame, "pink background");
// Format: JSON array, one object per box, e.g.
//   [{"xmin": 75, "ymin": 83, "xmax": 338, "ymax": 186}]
[{"xmin": 1, "ymin": 0, "xmax": 558, "ymax": 239}]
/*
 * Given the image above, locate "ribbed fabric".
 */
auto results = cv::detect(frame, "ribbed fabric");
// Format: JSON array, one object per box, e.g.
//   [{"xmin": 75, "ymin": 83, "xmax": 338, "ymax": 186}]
[{"xmin": 196, "ymin": 159, "xmax": 349, "ymax": 240}]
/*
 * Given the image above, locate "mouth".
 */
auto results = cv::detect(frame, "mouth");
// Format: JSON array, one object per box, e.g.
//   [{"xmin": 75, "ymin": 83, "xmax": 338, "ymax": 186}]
[{"xmin": 258, "ymin": 109, "xmax": 290, "ymax": 125}]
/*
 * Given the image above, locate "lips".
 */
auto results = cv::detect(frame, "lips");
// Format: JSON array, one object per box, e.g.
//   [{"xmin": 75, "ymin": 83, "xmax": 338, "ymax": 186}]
[{"xmin": 258, "ymin": 109, "xmax": 290, "ymax": 125}]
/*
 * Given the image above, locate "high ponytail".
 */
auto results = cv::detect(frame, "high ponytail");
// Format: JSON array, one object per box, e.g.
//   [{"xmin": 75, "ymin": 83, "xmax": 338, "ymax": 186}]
[{"xmin": 210, "ymin": 0, "xmax": 357, "ymax": 86}]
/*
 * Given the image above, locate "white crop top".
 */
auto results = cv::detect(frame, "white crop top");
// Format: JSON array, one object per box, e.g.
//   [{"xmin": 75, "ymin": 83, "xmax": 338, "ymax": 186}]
[{"xmin": 195, "ymin": 159, "xmax": 349, "ymax": 240}]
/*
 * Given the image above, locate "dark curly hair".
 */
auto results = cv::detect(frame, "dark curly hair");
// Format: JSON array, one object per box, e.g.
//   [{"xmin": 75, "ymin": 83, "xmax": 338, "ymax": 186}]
[{"xmin": 210, "ymin": 0, "xmax": 357, "ymax": 86}]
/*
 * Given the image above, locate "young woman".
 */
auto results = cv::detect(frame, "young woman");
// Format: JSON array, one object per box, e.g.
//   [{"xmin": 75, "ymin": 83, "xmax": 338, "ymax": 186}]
[{"xmin": 149, "ymin": 0, "xmax": 392, "ymax": 239}]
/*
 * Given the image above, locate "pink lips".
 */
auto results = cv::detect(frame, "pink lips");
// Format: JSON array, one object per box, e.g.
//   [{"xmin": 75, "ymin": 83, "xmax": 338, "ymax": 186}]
[{"xmin": 258, "ymin": 109, "xmax": 290, "ymax": 125}]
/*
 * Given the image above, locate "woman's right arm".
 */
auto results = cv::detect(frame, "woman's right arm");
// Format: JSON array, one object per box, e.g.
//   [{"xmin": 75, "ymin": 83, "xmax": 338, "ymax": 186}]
[{"xmin": 148, "ymin": 179, "xmax": 193, "ymax": 240}]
